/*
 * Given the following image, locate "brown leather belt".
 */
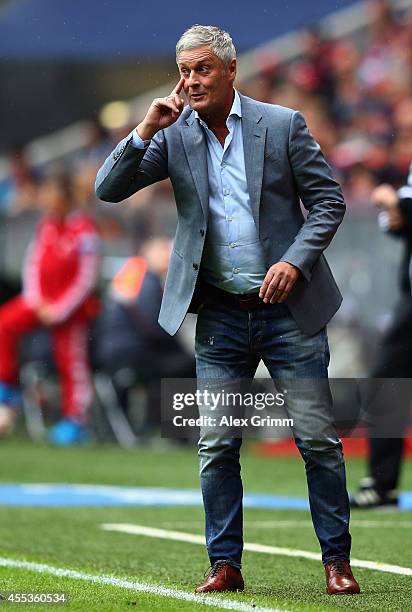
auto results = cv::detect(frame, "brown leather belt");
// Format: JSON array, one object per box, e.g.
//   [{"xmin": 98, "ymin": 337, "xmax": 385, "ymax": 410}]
[{"xmin": 202, "ymin": 282, "xmax": 262, "ymax": 311}]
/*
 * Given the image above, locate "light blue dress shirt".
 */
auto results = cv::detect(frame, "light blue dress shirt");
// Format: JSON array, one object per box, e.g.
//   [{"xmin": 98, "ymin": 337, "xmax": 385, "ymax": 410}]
[{"xmin": 132, "ymin": 89, "xmax": 267, "ymax": 294}]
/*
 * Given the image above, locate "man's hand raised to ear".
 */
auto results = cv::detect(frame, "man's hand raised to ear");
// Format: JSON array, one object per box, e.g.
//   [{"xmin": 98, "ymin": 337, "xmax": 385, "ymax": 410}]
[{"xmin": 136, "ymin": 77, "xmax": 185, "ymax": 141}]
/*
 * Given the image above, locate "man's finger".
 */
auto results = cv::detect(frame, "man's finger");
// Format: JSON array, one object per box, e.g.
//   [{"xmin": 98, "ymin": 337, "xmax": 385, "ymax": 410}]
[
  {"xmin": 271, "ymin": 279, "xmax": 292, "ymax": 303},
  {"xmin": 263, "ymin": 276, "xmax": 281, "ymax": 302},
  {"xmin": 269, "ymin": 287, "xmax": 284, "ymax": 304},
  {"xmin": 276, "ymin": 280, "xmax": 295, "ymax": 303},
  {"xmin": 269, "ymin": 279, "xmax": 288, "ymax": 303},
  {"xmin": 259, "ymin": 275, "xmax": 272, "ymax": 299},
  {"xmin": 174, "ymin": 93, "xmax": 184, "ymax": 111},
  {"xmin": 276, "ymin": 290, "xmax": 290, "ymax": 303},
  {"xmin": 157, "ymin": 99, "xmax": 180, "ymax": 114},
  {"xmin": 172, "ymin": 77, "xmax": 185, "ymax": 96}
]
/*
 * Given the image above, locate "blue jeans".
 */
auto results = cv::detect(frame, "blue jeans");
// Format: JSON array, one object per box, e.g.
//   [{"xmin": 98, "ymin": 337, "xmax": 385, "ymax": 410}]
[{"xmin": 195, "ymin": 297, "xmax": 351, "ymax": 569}]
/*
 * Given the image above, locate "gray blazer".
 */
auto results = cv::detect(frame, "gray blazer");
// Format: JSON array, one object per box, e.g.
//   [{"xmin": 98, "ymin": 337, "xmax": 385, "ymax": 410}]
[{"xmin": 96, "ymin": 93, "xmax": 345, "ymax": 336}]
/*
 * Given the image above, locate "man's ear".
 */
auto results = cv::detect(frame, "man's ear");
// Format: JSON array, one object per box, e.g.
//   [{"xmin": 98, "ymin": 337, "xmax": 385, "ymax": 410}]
[{"xmin": 228, "ymin": 58, "xmax": 237, "ymax": 82}]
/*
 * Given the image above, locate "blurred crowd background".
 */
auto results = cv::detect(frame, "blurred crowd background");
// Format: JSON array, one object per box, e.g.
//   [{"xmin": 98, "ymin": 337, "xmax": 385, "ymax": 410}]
[{"xmin": 1, "ymin": 0, "xmax": 412, "ymax": 443}]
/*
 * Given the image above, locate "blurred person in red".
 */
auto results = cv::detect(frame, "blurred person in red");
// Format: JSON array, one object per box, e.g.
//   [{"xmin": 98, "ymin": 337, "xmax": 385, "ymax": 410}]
[
  {"xmin": 0, "ymin": 168, "xmax": 101, "ymax": 444},
  {"xmin": 351, "ymin": 171, "xmax": 412, "ymax": 508}
]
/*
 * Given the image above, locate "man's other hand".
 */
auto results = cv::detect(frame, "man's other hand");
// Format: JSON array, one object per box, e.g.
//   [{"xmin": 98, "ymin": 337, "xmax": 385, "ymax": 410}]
[
  {"xmin": 136, "ymin": 78, "xmax": 185, "ymax": 140},
  {"xmin": 371, "ymin": 184, "xmax": 398, "ymax": 210},
  {"xmin": 259, "ymin": 262, "xmax": 300, "ymax": 304}
]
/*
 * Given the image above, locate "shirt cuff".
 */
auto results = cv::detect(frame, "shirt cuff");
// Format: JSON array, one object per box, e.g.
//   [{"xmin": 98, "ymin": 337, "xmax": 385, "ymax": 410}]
[{"xmin": 131, "ymin": 129, "xmax": 151, "ymax": 149}]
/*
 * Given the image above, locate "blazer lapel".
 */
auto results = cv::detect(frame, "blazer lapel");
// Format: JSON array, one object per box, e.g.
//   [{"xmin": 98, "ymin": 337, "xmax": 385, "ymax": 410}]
[
  {"xmin": 180, "ymin": 98, "xmax": 266, "ymax": 224},
  {"xmin": 240, "ymin": 96, "xmax": 266, "ymax": 228},
  {"xmin": 181, "ymin": 115, "xmax": 209, "ymax": 219}
]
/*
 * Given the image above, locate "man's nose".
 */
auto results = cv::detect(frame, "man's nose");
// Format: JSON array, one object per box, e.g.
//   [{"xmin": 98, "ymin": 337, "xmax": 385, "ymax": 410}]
[{"xmin": 187, "ymin": 70, "xmax": 199, "ymax": 87}]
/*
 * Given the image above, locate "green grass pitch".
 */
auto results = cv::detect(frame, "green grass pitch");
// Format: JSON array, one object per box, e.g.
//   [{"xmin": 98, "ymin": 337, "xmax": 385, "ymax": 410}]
[{"xmin": 0, "ymin": 438, "xmax": 411, "ymax": 611}]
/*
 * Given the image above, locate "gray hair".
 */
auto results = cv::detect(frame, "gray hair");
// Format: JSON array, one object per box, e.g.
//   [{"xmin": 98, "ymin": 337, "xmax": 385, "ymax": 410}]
[{"xmin": 176, "ymin": 25, "xmax": 236, "ymax": 67}]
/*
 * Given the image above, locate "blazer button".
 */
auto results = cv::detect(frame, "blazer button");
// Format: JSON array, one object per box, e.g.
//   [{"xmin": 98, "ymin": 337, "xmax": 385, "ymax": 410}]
[
  {"xmin": 193, "ymin": 263, "xmax": 199, "ymax": 270},
  {"xmin": 199, "ymin": 229, "xmax": 205, "ymax": 237}
]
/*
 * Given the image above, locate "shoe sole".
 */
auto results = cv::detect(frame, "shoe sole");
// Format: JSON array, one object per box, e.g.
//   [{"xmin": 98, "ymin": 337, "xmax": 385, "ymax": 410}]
[
  {"xmin": 195, "ymin": 586, "xmax": 244, "ymax": 593},
  {"xmin": 327, "ymin": 589, "xmax": 361, "ymax": 595}
]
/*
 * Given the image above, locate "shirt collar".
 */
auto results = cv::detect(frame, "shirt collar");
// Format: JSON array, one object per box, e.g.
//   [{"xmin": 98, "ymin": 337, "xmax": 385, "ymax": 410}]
[{"xmin": 194, "ymin": 89, "xmax": 242, "ymax": 126}]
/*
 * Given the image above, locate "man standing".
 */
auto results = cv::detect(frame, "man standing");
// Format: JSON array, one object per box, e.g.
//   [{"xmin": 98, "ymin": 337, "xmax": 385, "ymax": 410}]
[
  {"xmin": 351, "ymin": 177, "xmax": 412, "ymax": 509},
  {"xmin": 96, "ymin": 25, "xmax": 359, "ymax": 595}
]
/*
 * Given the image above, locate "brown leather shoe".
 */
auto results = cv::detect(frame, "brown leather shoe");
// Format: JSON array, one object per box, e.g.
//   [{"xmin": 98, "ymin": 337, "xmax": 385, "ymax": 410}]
[
  {"xmin": 195, "ymin": 561, "xmax": 244, "ymax": 593},
  {"xmin": 325, "ymin": 559, "xmax": 360, "ymax": 595}
]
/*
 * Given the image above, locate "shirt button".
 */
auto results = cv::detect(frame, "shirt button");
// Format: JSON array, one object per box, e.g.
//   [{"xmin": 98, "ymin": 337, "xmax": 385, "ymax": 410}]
[
  {"xmin": 229, "ymin": 242, "xmax": 236, "ymax": 248},
  {"xmin": 199, "ymin": 229, "xmax": 205, "ymax": 237},
  {"xmin": 223, "ymin": 188, "xmax": 230, "ymax": 196},
  {"xmin": 226, "ymin": 216, "xmax": 233, "ymax": 222},
  {"xmin": 193, "ymin": 263, "xmax": 199, "ymax": 270},
  {"xmin": 233, "ymin": 268, "xmax": 240, "ymax": 274}
]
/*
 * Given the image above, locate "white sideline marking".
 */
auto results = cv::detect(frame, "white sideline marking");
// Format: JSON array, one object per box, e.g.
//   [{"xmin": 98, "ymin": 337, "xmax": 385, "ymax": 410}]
[
  {"xmin": 101, "ymin": 523, "xmax": 412, "ymax": 577},
  {"xmin": 0, "ymin": 557, "xmax": 284, "ymax": 612}
]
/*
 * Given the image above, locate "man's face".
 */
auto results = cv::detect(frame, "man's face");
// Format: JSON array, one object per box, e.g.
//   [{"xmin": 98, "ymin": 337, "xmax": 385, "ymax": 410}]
[{"xmin": 177, "ymin": 46, "xmax": 236, "ymax": 115}]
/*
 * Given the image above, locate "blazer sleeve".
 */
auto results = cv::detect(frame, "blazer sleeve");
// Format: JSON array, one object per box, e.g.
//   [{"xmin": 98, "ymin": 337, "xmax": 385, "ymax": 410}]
[
  {"xmin": 95, "ymin": 129, "xmax": 168, "ymax": 203},
  {"xmin": 280, "ymin": 111, "xmax": 346, "ymax": 282}
]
